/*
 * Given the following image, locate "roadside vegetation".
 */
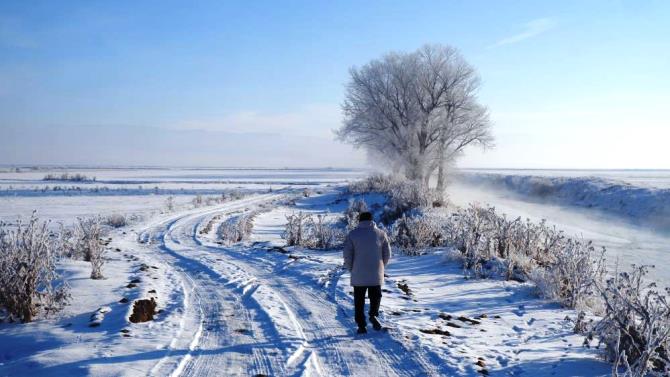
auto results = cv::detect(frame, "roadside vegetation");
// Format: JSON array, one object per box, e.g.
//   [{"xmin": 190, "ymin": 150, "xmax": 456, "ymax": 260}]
[
  {"xmin": 0, "ymin": 214, "xmax": 70, "ymax": 323},
  {"xmin": 0, "ymin": 189, "xmax": 248, "ymax": 324},
  {"xmin": 344, "ymin": 173, "xmax": 669, "ymax": 376}
]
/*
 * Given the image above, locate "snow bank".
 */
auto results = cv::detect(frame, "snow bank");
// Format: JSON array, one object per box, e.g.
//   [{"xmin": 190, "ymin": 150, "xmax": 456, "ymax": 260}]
[{"xmin": 458, "ymin": 173, "xmax": 670, "ymax": 231}]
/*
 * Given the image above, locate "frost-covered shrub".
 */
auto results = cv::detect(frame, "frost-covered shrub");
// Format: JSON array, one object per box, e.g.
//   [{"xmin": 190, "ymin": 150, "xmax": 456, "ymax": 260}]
[
  {"xmin": 348, "ymin": 173, "xmax": 396, "ymax": 193},
  {"xmin": 192, "ymin": 195, "xmax": 204, "ymax": 208},
  {"xmin": 218, "ymin": 211, "xmax": 258, "ymax": 244},
  {"xmin": 43, "ymin": 173, "xmax": 94, "ymax": 182},
  {"xmin": 283, "ymin": 212, "xmax": 343, "ymax": 249},
  {"xmin": 587, "ymin": 265, "xmax": 670, "ymax": 376},
  {"xmin": 104, "ymin": 214, "xmax": 127, "ymax": 228},
  {"xmin": 388, "ymin": 179, "xmax": 441, "ymax": 210},
  {"xmin": 533, "ymin": 239, "xmax": 606, "ymax": 310},
  {"xmin": 488, "ymin": 213, "xmax": 521, "ymax": 259},
  {"xmin": 283, "ymin": 212, "xmax": 311, "ymax": 247},
  {"xmin": 398, "ymin": 202, "xmax": 608, "ymax": 308},
  {"xmin": 348, "ymin": 174, "xmax": 442, "ymax": 224},
  {"xmin": 0, "ymin": 215, "xmax": 70, "ymax": 322},
  {"xmin": 56, "ymin": 224, "xmax": 78, "ymax": 259},
  {"xmin": 75, "ymin": 217, "xmax": 105, "ymax": 279},
  {"xmin": 228, "ymin": 190, "xmax": 244, "ymax": 201},
  {"xmin": 391, "ymin": 213, "xmax": 444, "ymax": 255},
  {"xmin": 444, "ymin": 204, "xmax": 496, "ymax": 277},
  {"xmin": 307, "ymin": 214, "xmax": 341, "ymax": 249},
  {"xmin": 165, "ymin": 196, "xmax": 175, "ymax": 212}
]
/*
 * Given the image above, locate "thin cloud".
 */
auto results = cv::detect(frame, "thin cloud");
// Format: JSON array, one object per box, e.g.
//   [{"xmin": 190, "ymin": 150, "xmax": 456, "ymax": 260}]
[
  {"xmin": 176, "ymin": 104, "xmax": 341, "ymax": 138},
  {"xmin": 493, "ymin": 18, "xmax": 557, "ymax": 47}
]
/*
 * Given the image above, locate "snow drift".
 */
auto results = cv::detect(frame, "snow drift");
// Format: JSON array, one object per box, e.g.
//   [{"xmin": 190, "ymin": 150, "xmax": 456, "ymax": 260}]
[{"xmin": 457, "ymin": 173, "xmax": 670, "ymax": 231}]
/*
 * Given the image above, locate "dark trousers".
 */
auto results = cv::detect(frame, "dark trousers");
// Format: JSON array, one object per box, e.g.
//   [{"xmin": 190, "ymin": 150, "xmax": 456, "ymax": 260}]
[{"xmin": 353, "ymin": 285, "xmax": 382, "ymax": 328}]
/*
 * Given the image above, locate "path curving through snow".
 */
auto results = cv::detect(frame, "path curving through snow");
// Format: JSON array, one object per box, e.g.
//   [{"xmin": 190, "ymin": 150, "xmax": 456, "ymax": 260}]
[{"xmin": 126, "ymin": 191, "xmax": 439, "ymax": 377}]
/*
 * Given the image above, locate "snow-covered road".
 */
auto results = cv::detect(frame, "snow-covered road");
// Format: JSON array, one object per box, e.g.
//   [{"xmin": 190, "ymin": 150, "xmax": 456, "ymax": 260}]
[{"xmin": 128, "ymin": 192, "xmax": 438, "ymax": 377}]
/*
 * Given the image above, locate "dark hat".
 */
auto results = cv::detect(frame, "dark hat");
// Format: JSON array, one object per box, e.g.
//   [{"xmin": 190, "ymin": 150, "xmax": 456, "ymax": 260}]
[{"xmin": 358, "ymin": 212, "xmax": 373, "ymax": 221}]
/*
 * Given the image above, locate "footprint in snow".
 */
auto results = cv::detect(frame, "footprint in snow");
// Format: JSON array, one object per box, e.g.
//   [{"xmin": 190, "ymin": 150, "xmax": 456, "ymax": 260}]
[
  {"xmin": 512, "ymin": 305, "xmax": 526, "ymax": 317},
  {"xmin": 495, "ymin": 355, "xmax": 509, "ymax": 367},
  {"xmin": 526, "ymin": 317, "xmax": 536, "ymax": 326}
]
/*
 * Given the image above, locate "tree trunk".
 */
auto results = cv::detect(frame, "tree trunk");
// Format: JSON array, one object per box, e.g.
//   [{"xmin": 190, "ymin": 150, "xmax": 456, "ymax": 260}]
[
  {"xmin": 423, "ymin": 170, "xmax": 431, "ymax": 187},
  {"xmin": 22, "ymin": 304, "xmax": 33, "ymax": 323},
  {"xmin": 436, "ymin": 163, "xmax": 446, "ymax": 192},
  {"xmin": 406, "ymin": 158, "xmax": 424, "ymax": 183}
]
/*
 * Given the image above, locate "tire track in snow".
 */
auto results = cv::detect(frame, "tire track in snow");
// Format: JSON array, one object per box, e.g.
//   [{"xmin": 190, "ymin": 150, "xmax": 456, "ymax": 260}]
[
  {"xmin": 160, "ymin": 203, "xmax": 332, "ymax": 376},
  {"xmin": 194, "ymin": 223, "xmax": 436, "ymax": 374},
  {"xmin": 130, "ymin": 193, "xmax": 289, "ymax": 377},
  {"xmin": 138, "ymin": 192, "xmax": 440, "ymax": 376},
  {"xmin": 157, "ymin": 193, "xmax": 290, "ymax": 377}
]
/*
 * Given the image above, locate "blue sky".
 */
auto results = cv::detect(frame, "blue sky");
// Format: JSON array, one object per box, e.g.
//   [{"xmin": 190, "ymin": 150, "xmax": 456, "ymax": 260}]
[{"xmin": 1, "ymin": 0, "xmax": 668, "ymax": 168}]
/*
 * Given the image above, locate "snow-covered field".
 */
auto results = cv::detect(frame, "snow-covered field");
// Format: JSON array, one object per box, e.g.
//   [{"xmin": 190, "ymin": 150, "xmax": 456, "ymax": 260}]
[
  {"xmin": 0, "ymin": 168, "xmax": 365, "ymax": 225},
  {"xmin": 0, "ymin": 168, "xmax": 619, "ymax": 376}
]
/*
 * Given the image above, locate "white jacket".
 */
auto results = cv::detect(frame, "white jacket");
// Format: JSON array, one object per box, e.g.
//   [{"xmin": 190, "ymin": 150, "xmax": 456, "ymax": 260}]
[{"xmin": 343, "ymin": 221, "xmax": 391, "ymax": 286}]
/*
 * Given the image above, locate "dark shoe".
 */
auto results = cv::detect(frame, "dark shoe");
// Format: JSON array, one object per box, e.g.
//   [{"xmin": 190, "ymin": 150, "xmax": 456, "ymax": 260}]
[
  {"xmin": 357, "ymin": 327, "xmax": 367, "ymax": 334},
  {"xmin": 369, "ymin": 316, "xmax": 382, "ymax": 331}
]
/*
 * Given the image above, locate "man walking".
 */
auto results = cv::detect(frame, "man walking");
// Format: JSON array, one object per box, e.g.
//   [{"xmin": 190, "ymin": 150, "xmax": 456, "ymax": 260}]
[{"xmin": 343, "ymin": 211, "xmax": 391, "ymax": 334}]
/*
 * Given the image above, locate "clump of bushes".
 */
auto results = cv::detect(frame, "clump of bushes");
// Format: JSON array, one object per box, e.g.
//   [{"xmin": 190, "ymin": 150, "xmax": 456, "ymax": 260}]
[
  {"xmin": 74, "ymin": 217, "xmax": 106, "ymax": 279},
  {"xmin": 0, "ymin": 214, "xmax": 70, "ymax": 323},
  {"xmin": 57, "ymin": 217, "xmax": 107, "ymax": 280},
  {"xmin": 390, "ymin": 213, "xmax": 444, "ymax": 255},
  {"xmin": 283, "ymin": 212, "xmax": 310, "ymax": 247},
  {"xmin": 389, "ymin": 203, "xmax": 607, "ymax": 310},
  {"xmin": 194, "ymin": 191, "xmax": 247, "ymax": 209},
  {"xmin": 218, "ymin": 211, "xmax": 258, "ymax": 244},
  {"xmin": 43, "ymin": 173, "xmax": 94, "ymax": 182},
  {"xmin": 530, "ymin": 239, "xmax": 606, "ymax": 310},
  {"xmin": 165, "ymin": 196, "xmax": 175, "ymax": 212},
  {"xmin": 104, "ymin": 214, "xmax": 127, "ymax": 228},
  {"xmin": 348, "ymin": 174, "xmax": 443, "ymax": 224},
  {"xmin": 309, "ymin": 214, "xmax": 340, "ymax": 249},
  {"xmin": 283, "ymin": 212, "xmax": 342, "ymax": 249},
  {"xmin": 192, "ymin": 195, "xmax": 204, "ymax": 207},
  {"xmin": 586, "ymin": 265, "xmax": 670, "ymax": 376}
]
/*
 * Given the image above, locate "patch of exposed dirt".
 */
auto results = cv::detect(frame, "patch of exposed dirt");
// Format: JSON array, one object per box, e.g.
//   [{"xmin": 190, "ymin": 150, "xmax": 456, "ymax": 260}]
[
  {"xmin": 457, "ymin": 315, "xmax": 481, "ymax": 325},
  {"xmin": 438, "ymin": 313, "xmax": 452, "ymax": 321},
  {"xmin": 396, "ymin": 280, "xmax": 412, "ymax": 296},
  {"xmin": 419, "ymin": 328, "xmax": 451, "ymax": 336},
  {"xmin": 129, "ymin": 298, "xmax": 157, "ymax": 323}
]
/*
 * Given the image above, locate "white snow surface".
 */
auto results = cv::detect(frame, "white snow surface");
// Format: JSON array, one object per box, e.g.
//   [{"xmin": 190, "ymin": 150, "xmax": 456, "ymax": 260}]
[
  {"xmin": 0, "ymin": 168, "xmax": 364, "ymax": 226},
  {"xmin": 0, "ymin": 183, "xmax": 612, "ymax": 376}
]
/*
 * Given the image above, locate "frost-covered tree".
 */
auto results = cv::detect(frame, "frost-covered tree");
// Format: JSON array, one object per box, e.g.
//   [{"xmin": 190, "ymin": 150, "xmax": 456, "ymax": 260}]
[{"xmin": 337, "ymin": 44, "xmax": 493, "ymax": 189}]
